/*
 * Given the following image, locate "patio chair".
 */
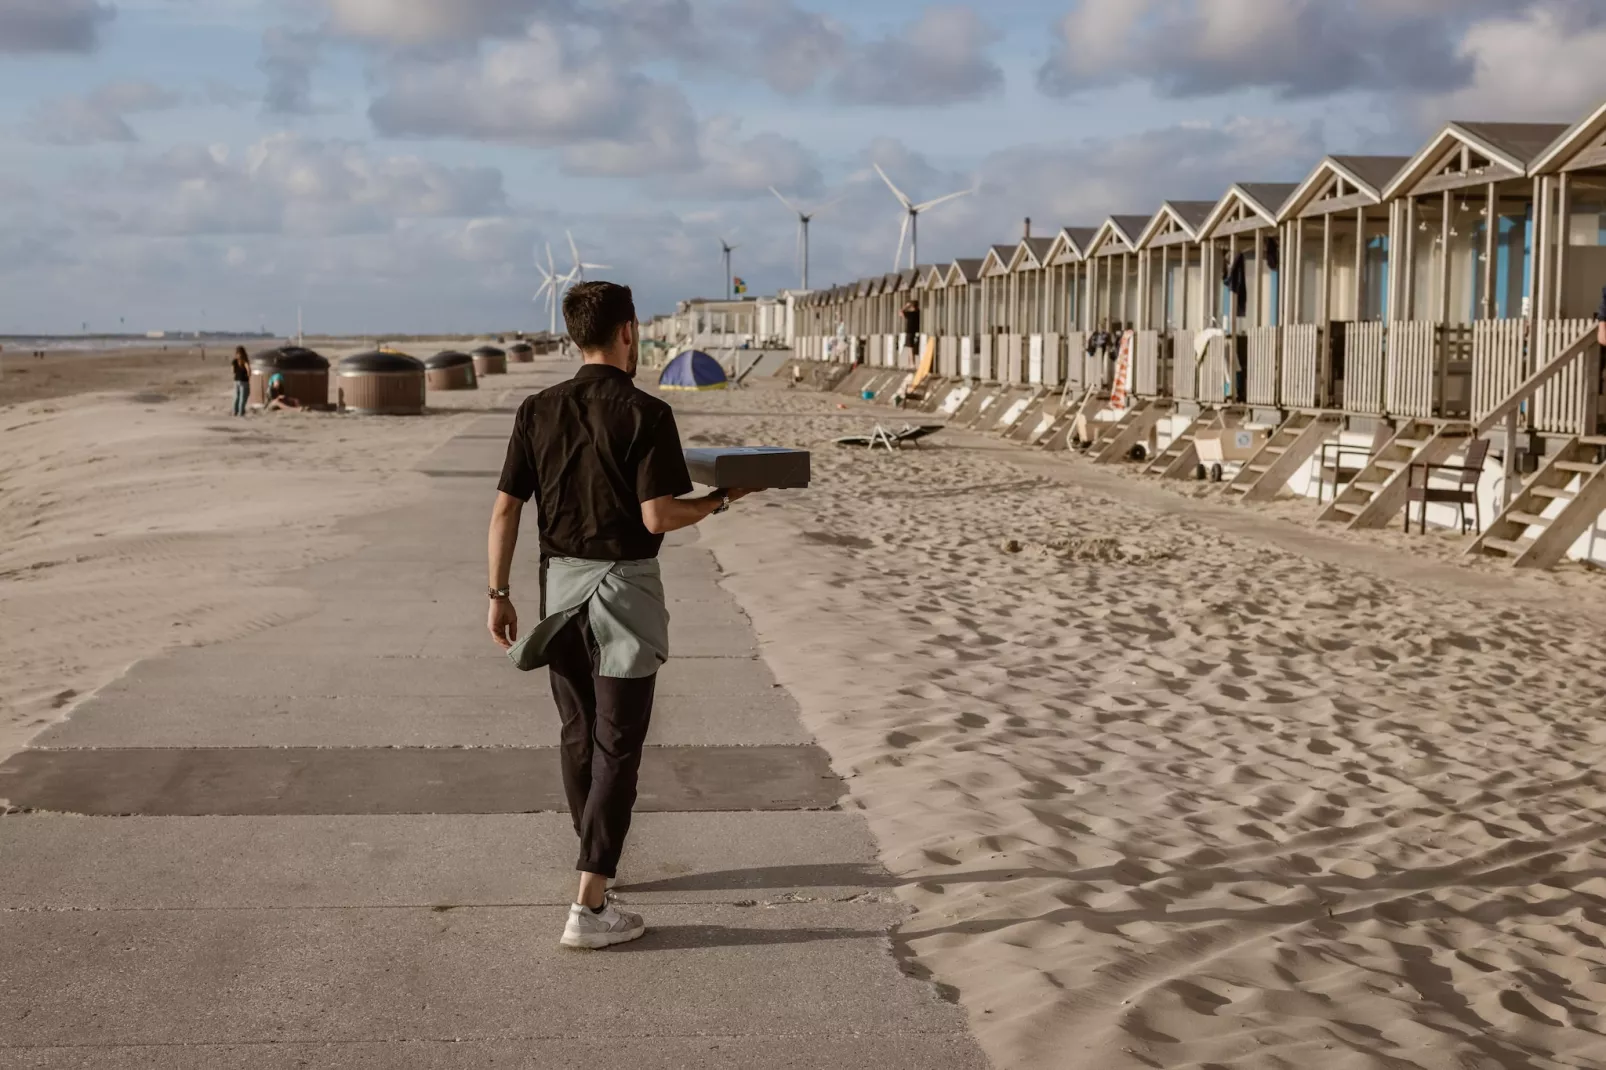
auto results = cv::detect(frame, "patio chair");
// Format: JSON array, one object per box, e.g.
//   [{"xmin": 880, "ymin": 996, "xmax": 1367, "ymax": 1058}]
[
  {"xmin": 1405, "ymin": 438, "xmax": 1490, "ymax": 535},
  {"xmin": 834, "ymin": 424, "xmax": 944, "ymax": 453},
  {"xmin": 1316, "ymin": 422, "xmax": 1393, "ymax": 504}
]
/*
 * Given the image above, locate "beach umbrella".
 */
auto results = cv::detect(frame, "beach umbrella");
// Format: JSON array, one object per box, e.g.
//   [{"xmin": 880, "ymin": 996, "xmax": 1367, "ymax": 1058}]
[{"xmin": 658, "ymin": 350, "xmax": 729, "ymax": 391}]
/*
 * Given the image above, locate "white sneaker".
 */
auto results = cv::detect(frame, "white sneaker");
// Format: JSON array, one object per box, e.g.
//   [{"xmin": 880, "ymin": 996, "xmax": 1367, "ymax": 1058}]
[{"xmin": 560, "ymin": 895, "xmax": 646, "ymax": 949}]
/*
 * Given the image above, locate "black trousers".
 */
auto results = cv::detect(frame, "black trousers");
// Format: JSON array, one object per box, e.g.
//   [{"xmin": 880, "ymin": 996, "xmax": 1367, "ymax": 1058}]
[{"xmin": 545, "ymin": 605, "xmax": 657, "ymax": 878}]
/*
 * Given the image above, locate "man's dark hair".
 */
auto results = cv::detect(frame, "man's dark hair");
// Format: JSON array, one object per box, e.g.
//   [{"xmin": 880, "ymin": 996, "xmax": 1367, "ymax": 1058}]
[{"xmin": 564, "ymin": 281, "xmax": 636, "ymax": 351}]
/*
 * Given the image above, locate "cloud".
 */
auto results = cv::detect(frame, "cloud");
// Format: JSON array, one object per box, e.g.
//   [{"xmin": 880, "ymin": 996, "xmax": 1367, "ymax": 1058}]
[
  {"xmin": 325, "ymin": 0, "xmax": 568, "ymax": 47},
  {"xmin": 27, "ymin": 81, "xmax": 183, "ymax": 145},
  {"xmin": 367, "ymin": 23, "xmax": 701, "ymax": 173},
  {"xmin": 731, "ymin": 0, "xmax": 848, "ymax": 95},
  {"xmin": 829, "ymin": 5, "xmax": 1002, "ymax": 106},
  {"xmin": 1411, "ymin": 2, "xmax": 1606, "ymax": 121},
  {"xmin": 259, "ymin": 27, "xmax": 324, "ymax": 115},
  {"xmin": 1035, "ymin": 0, "xmax": 1575, "ymax": 101},
  {"xmin": 113, "ymin": 133, "xmax": 508, "ymax": 236},
  {"xmin": 0, "ymin": 0, "xmax": 116, "ymax": 54}
]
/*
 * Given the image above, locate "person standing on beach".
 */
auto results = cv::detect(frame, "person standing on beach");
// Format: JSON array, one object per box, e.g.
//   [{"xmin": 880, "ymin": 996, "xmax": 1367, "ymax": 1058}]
[
  {"xmin": 901, "ymin": 299, "xmax": 921, "ymax": 363},
  {"xmin": 231, "ymin": 347, "xmax": 251, "ymax": 417},
  {"xmin": 486, "ymin": 280, "xmax": 755, "ymax": 949}
]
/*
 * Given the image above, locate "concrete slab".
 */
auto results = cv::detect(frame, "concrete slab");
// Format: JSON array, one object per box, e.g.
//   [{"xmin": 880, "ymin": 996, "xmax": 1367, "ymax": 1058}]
[
  {"xmin": 35, "ymin": 655, "xmax": 798, "ymax": 748},
  {"xmin": 4, "ymin": 1035, "xmax": 987, "ymax": 1070},
  {"xmin": 0, "ymin": 744, "xmax": 842, "ymax": 816},
  {"xmin": 0, "ymin": 904, "xmax": 968, "ymax": 1047},
  {"xmin": 0, "ymin": 812, "xmax": 891, "ymax": 909}
]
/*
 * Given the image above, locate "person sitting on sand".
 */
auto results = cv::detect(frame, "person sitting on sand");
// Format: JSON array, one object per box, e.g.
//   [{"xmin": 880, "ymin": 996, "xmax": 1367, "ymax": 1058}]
[
  {"xmin": 231, "ymin": 347, "xmax": 251, "ymax": 417},
  {"xmin": 263, "ymin": 373, "xmax": 302, "ymax": 411}
]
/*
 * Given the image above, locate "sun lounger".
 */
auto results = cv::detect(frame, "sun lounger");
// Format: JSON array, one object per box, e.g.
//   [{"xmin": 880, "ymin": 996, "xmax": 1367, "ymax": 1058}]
[{"xmin": 834, "ymin": 424, "xmax": 945, "ymax": 452}]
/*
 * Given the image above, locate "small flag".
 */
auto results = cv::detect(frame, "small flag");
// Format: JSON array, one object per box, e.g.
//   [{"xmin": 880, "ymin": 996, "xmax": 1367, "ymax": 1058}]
[{"xmin": 733, "ymin": 277, "xmax": 747, "ymax": 295}]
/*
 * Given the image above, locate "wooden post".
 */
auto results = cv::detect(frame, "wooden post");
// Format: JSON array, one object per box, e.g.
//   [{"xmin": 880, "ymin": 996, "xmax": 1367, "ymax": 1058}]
[
  {"xmin": 1528, "ymin": 176, "xmax": 1543, "ymax": 322},
  {"xmin": 1482, "ymin": 181, "xmax": 1496, "ymax": 320},
  {"xmin": 1354, "ymin": 207, "xmax": 1366, "ymax": 322},
  {"xmin": 1535, "ymin": 176, "xmax": 1550, "ymax": 324},
  {"xmin": 1404, "ymin": 196, "xmax": 1417, "ymax": 320},
  {"xmin": 1504, "ymin": 409, "xmax": 1518, "ymax": 507},
  {"xmin": 1555, "ymin": 171, "xmax": 1571, "ymax": 319},
  {"xmin": 1320, "ymin": 212, "xmax": 1332, "ymax": 329},
  {"xmin": 1120, "ymin": 251, "xmax": 1131, "ymax": 328},
  {"xmin": 1293, "ymin": 218, "xmax": 1304, "ymax": 324},
  {"xmin": 1440, "ymin": 188, "xmax": 1453, "ymax": 324}
]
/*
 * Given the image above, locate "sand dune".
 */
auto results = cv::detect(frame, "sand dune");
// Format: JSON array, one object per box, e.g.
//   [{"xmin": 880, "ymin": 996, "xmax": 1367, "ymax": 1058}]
[{"xmin": 682, "ymin": 384, "xmax": 1606, "ymax": 1070}]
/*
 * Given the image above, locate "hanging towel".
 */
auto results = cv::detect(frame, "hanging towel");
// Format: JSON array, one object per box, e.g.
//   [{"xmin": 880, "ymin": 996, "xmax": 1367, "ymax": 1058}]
[
  {"xmin": 1225, "ymin": 253, "xmax": 1248, "ymax": 318},
  {"xmin": 1263, "ymin": 235, "xmax": 1280, "ymax": 273}
]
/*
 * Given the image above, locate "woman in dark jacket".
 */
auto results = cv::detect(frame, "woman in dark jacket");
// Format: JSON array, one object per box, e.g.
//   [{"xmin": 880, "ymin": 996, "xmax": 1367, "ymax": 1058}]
[{"xmin": 231, "ymin": 347, "xmax": 251, "ymax": 416}]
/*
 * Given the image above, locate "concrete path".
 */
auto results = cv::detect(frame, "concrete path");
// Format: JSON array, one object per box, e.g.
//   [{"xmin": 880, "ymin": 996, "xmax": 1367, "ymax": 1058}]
[{"xmin": 0, "ymin": 366, "xmax": 986, "ymax": 1069}]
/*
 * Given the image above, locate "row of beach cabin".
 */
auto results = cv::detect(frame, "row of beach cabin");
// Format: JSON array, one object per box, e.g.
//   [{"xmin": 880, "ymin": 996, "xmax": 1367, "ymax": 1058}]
[{"xmin": 787, "ymin": 105, "xmax": 1606, "ymax": 568}]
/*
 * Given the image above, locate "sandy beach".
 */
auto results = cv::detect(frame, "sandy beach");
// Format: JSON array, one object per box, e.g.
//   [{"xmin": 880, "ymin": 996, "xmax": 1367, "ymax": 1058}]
[{"xmin": 9, "ymin": 358, "xmax": 1606, "ymax": 1068}]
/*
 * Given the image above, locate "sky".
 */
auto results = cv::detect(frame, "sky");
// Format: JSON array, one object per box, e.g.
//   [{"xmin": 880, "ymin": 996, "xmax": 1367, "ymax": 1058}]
[{"xmin": 2, "ymin": 0, "xmax": 1605, "ymax": 334}]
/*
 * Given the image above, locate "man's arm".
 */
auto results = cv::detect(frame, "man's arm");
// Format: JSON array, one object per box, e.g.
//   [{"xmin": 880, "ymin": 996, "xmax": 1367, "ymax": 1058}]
[
  {"xmin": 641, "ymin": 489, "xmax": 752, "ymax": 535},
  {"xmin": 487, "ymin": 492, "xmax": 523, "ymax": 648}
]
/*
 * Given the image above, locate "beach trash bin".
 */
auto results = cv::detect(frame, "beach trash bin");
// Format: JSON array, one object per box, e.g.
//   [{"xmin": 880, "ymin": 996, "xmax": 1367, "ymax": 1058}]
[
  {"xmin": 337, "ymin": 350, "xmax": 426, "ymax": 414},
  {"xmin": 508, "ymin": 342, "xmax": 535, "ymax": 363},
  {"xmin": 472, "ymin": 346, "xmax": 508, "ymax": 376},
  {"xmin": 250, "ymin": 346, "xmax": 329, "ymax": 407},
  {"xmin": 424, "ymin": 350, "xmax": 477, "ymax": 391}
]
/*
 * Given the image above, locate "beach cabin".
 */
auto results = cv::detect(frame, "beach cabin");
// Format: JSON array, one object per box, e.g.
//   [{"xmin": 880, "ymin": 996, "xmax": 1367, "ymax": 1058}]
[
  {"xmin": 1194, "ymin": 183, "xmax": 1298, "ymax": 409},
  {"xmin": 916, "ymin": 264, "xmax": 946, "ymax": 375},
  {"xmin": 1276, "ymin": 156, "xmax": 1408, "ymax": 414},
  {"xmin": 976, "ymin": 245, "xmax": 1016, "ymax": 383},
  {"xmin": 1379, "ymin": 121, "xmax": 1572, "ymax": 425},
  {"xmin": 946, "ymin": 258, "xmax": 985, "ymax": 379},
  {"xmin": 1003, "ymin": 236, "xmax": 1059, "ymax": 386},
  {"xmin": 1084, "ymin": 214, "xmax": 1154, "ymax": 391},
  {"xmin": 1134, "ymin": 201, "xmax": 1214, "ymax": 403},
  {"xmin": 1043, "ymin": 227, "xmax": 1098, "ymax": 390}
]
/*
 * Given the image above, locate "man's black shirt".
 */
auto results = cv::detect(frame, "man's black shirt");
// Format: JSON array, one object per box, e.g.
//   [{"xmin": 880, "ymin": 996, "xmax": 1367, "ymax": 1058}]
[{"xmin": 497, "ymin": 364, "xmax": 693, "ymax": 561}]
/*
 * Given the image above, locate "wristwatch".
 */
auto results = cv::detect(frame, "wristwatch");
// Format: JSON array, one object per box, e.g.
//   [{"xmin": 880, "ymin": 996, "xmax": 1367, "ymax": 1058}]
[
  {"xmin": 488, "ymin": 586, "xmax": 511, "ymax": 600},
  {"xmin": 712, "ymin": 492, "xmax": 731, "ymax": 515}
]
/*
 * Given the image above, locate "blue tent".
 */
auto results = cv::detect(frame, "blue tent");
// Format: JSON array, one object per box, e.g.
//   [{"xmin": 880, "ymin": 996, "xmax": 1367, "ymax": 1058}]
[{"xmin": 658, "ymin": 350, "xmax": 728, "ymax": 391}]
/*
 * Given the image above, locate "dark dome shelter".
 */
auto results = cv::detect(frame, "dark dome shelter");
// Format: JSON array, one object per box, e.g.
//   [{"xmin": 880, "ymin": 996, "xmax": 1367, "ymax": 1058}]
[
  {"xmin": 508, "ymin": 341, "xmax": 535, "ymax": 363},
  {"xmin": 472, "ymin": 345, "xmax": 508, "ymax": 376},
  {"xmin": 336, "ymin": 350, "xmax": 426, "ymax": 415},
  {"xmin": 250, "ymin": 346, "xmax": 329, "ymax": 406},
  {"xmin": 425, "ymin": 350, "xmax": 477, "ymax": 391}
]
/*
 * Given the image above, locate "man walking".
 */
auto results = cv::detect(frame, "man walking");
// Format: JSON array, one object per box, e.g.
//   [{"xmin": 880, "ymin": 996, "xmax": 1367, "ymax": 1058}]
[{"xmin": 486, "ymin": 281, "xmax": 752, "ymax": 949}]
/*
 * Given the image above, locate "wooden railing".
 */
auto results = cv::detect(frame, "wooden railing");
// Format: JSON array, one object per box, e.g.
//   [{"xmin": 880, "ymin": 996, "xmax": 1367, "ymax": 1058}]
[
  {"xmin": 1281, "ymin": 324, "xmax": 1321, "ymax": 408},
  {"xmin": 1534, "ymin": 319, "xmax": 1600, "ymax": 434},
  {"xmin": 1471, "ymin": 320, "xmax": 1526, "ymax": 423},
  {"xmin": 1171, "ymin": 329, "xmax": 1197, "ymax": 400},
  {"xmin": 1134, "ymin": 330, "xmax": 1161, "ymax": 397},
  {"xmin": 1063, "ymin": 331, "xmax": 1086, "ymax": 390},
  {"xmin": 1198, "ymin": 334, "xmax": 1232, "ymax": 405},
  {"xmin": 1345, "ymin": 322, "xmax": 1387, "ymax": 414},
  {"xmin": 939, "ymin": 336, "xmax": 958, "ymax": 377},
  {"xmin": 1245, "ymin": 326, "xmax": 1280, "ymax": 407},
  {"xmin": 1385, "ymin": 321, "xmax": 1437, "ymax": 417}
]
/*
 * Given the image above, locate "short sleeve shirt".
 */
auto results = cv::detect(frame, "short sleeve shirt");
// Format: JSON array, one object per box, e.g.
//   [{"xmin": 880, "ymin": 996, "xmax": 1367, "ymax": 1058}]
[{"xmin": 497, "ymin": 363, "xmax": 693, "ymax": 561}]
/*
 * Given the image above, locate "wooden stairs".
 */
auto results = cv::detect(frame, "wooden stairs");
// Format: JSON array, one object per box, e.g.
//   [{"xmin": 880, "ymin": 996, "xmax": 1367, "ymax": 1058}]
[
  {"xmin": 1224, "ymin": 411, "xmax": 1342, "ymax": 502},
  {"xmin": 1093, "ymin": 399, "xmax": 1176, "ymax": 464},
  {"xmin": 1315, "ymin": 420, "xmax": 1471, "ymax": 528},
  {"xmin": 1467, "ymin": 436, "xmax": 1606, "ymax": 568},
  {"xmin": 1005, "ymin": 395, "xmax": 1053, "ymax": 442},
  {"xmin": 1040, "ymin": 388, "xmax": 1107, "ymax": 453},
  {"xmin": 1146, "ymin": 405, "xmax": 1247, "ymax": 479}
]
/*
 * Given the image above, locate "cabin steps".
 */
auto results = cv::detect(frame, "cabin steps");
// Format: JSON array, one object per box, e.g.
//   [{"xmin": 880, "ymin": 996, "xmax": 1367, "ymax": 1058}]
[
  {"xmin": 1224, "ymin": 411, "xmax": 1342, "ymax": 502},
  {"xmin": 1467, "ymin": 436, "xmax": 1606, "ymax": 569},
  {"xmin": 1317, "ymin": 419, "xmax": 1469, "ymax": 529},
  {"xmin": 1092, "ymin": 398, "xmax": 1175, "ymax": 464},
  {"xmin": 1039, "ymin": 388, "xmax": 1106, "ymax": 453},
  {"xmin": 1148, "ymin": 405, "xmax": 1247, "ymax": 479},
  {"xmin": 1004, "ymin": 394, "xmax": 1054, "ymax": 443}
]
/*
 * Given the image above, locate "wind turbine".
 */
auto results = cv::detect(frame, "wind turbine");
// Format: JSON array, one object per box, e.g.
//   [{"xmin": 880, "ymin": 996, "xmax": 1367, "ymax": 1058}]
[
  {"xmin": 533, "ymin": 242, "xmax": 577, "ymax": 335},
  {"xmin": 769, "ymin": 187, "xmax": 843, "ymax": 291},
  {"xmin": 566, "ymin": 230, "xmax": 610, "ymax": 282},
  {"xmin": 874, "ymin": 162, "xmax": 975, "ymax": 271},
  {"xmin": 720, "ymin": 238, "xmax": 738, "ymax": 300}
]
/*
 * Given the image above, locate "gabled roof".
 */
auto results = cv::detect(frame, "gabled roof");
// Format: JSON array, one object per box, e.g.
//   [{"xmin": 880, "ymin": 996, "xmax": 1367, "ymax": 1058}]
[
  {"xmin": 920, "ymin": 263, "xmax": 945, "ymax": 288},
  {"xmin": 1383, "ymin": 120, "xmax": 1570, "ymax": 199},
  {"xmin": 946, "ymin": 258, "xmax": 984, "ymax": 285},
  {"xmin": 979, "ymin": 243, "xmax": 1015, "ymax": 277},
  {"xmin": 1088, "ymin": 215, "xmax": 1150, "ymax": 256},
  {"xmin": 1199, "ymin": 183, "xmax": 1297, "ymax": 238},
  {"xmin": 1136, "ymin": 201, "xmax": 1215, "ymax": 247},
  {"xmin": 1045, "ymin": 226, "xmax": 1098, "ymax": 264},
  {"xmin": 896, "ymin": 267, "xmax": 920, "ymax": 292},
  {"xmin": 1278, "ymin": 156, "xmax": 1408, "ymax": 220},
  {"xmin": 855, "ymin": 277, "xmax": 875, "ymax": 298},
  {"xmin": 1530, "ymin": 101, "xmax": 1606, "ymax": 174},
  {"xmin": 1006, "ymin": 236, "xmax": 1056, "ymax": 271}
]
